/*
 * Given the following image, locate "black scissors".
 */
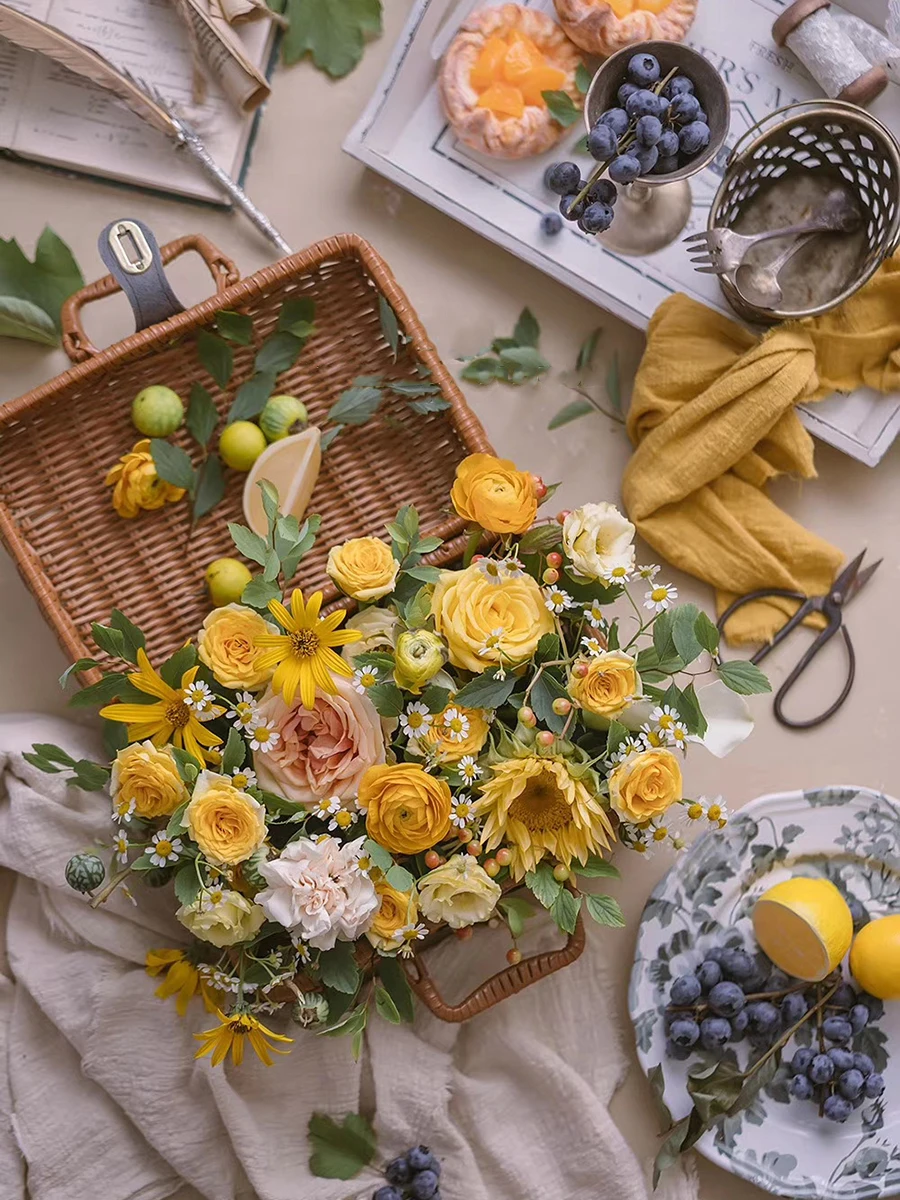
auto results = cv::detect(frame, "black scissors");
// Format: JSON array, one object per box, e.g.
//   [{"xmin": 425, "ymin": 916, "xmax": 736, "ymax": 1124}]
[{"xmin": 716, "ymin": 550, "xmax": 881, "ymax": 730}]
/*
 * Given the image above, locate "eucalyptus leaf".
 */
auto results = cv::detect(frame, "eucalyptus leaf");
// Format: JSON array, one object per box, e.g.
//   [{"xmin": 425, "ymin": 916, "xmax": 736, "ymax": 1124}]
[{"xmin": 549, "ymin": 398, "xmax": 593, "ymax": 430}]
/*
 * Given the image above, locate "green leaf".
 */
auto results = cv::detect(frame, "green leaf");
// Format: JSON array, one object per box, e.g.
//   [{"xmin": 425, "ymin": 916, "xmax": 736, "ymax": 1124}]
[
  {"xmin": 328, "ymin": 385, "xmax": 382, "ymax": 426},
  {"xmin": 671, "ymin": 604, "xmax": 703, "ymax": 666},
  {"xmin": 577, "ymin": 327, "xmax": 602, "ymax": 373},
  {"xmin": 278, "ymin": 297, "xmax": 316, "ymax": 334},
  {"xmin": 671, "ymin": 682, "xmax": 707, "ymax": 738},
  {"xmin": 573, "ymin": 855, "xmax": 620, "ymax": 880},
  {"xmin": 549, "ymin": 399, "xmax": 593, "ymax": 430},
  {"xmin": 72, "ymin": 760, "xmax": 111, "ymax": 791},
  {"xmin": 419, "ymin": 684, "xmax": 451, "ymax": 715},
  {"xmin": 263, "ymin": 547, "xmax": 281, "ymax": 582},
  {"xmin": 541, "ymin": 89, "xmax": 582, "ymax": 127},
  {"xmin": 648, "ymin": 1063, "xmax": 672, "ymax": 1126},
  {"xmin": 193, "ymin": 454, "xmax": 225, "ymax": 521},
  {"xmin": 512, "ymin": 307, "xmax": 540, "ymax": 348},
  {"xmin": 519, "ymin": 524, "xmax": 563, "ymax": 555},
  {"xmin": 408, "ymin": 395, "xmax": 452, "ymax": 416},
  {"xmin": 378, "ymin": 957, "xmax": 415, "ymax": 1023},
  {"xmin": 686, "ymin": 1057, "xmax": 744, "ymax": 1125},
  {"xmin": 534, "ymin": 635, "xmax": 561, "ymax": 666},
  {"xmin": 241, "ymin": 578, "xmax": 282, "ymax": 610},
  {"xmin": 68, "ymin": 673, "xmax": 130, "ymax": 709},
  {"xmin": 525, "ymin": 862, "xmax": 562, "ymax": 910},
  {"xmin": 91, "ymin": 622, "xmax": 127, "ymax": 660},
  {"xmin": 150, "ymin": 440, "xmax": 195, "ymax": 492},
  {"xmin": 605, "ymin": 720, "xmax": 628, "ymax": 759},
  {"xmin": 384, "ymin": 863, "xmax": 415, "ymax": 892},
  {"xmin": 260, "ymin": 481, "xmax": 280, "ymax": 535},
  {"xmin": 307, "ymin": 1111, "xmax": 377, "ymax": 1180},
  {"xmin": 389, "ymin": 381, "xmax": 439, "ymax": 399},
  {"xmin": 584, "ymin": 893, "xmax": 626, "ymax": 928},
  {"xmin": 550, "ymin": 888, "xmax": 582, "ymax": 935},
  {"xmin": 109, "ymin": 611, "xmax": 146, "ymax": 663},
  {"xmin": 366, "ymin": 682, "xmax": 405, "ymax": 718},
  {"xmin": 320, "ymin": 425, "xmax": 343, "ymax": 452},
  {"xmin": 59, "ymin": 658, "xmax": 99, "ymax": 687},
  {"xmin": 460, "ymin": 355, "xmax": 502, "ymax": 385},
  {"xmin": 283, "ymin": 0, "xmax": 382, "ymax": 78},
  {"xmin": 452, "ymin": 669, "xmax": 516, "ymax": 710},
  {"xmin": 256, "ymin": 330, "xmax": 304, "ymax": 374},
  {"xmin": 606, "ymin": 352, "xmax": 622, "ymax": 413},
  {"xmin": 217, "ymin": 310, "xmax": 253, "ymax": 344},
  {"xmin": 31, "ymin": 743, "xmax": 75, "ymax": 766},
  {"xmin": 174, "ymin": 865, "xmax": 202, "ymax": 907},
  {"xmin": 0, "ymin": 227, "xmax": 83, "ymax": 339},
  {"xmin": 318, "ymin": 942, "xmax": 361, "ymax": 994},
  {"xmin": 363, "ymin": 838, "xmax": 393, "ymax": 872},
  {"xmin": 187, "ymin": 383, "xmax": 219, "ymax": 448},
  {"xmin": 492, "ymin": 337, "xmax": 519, "ymax": 354},
  {"xmin": 374, "ymin": 984, "xmax": 402, "ymax": 1024},
  {"xmin": 575, "ymin": 61, "xmax": 594, "ymax": 94},
  {"xmin": 718, "ymin": 659, "xmax": 773, "ymax": 696},
  {"xmin": 281, "ymin": 514, "xmax": 321, "ymax": 579},
  {"xmin": 498, "ymin": 345, "xmax": 550, "ymax": 380},
  {"xmin": 378, "ymin": 294, "xmax": 400, "ymax": 357},
  {"xmin": 228, "ymin": 522, "xmax": 269, "ymax": 565},
  {"xmin": 228, "ymin": 370, "xmax": 277, "ymax": 422},
  {"xmin": 499, "ymin": 896, "xmax": 535, "ymax": 939},
  {"xmin": 530, "ymin": 671, "xmax": 569, "ymax": 734},
  {"xmin": 159, "ymin": 644, "xmax": 197, "ymax": 689},
  {"xmin": 694, "ymin": 610, "xmax": 720, "ymax": 655},
  {"xmin": 0, "ymin": 296, "xmax": 58, "ymax": 345},
  {"xmin": 221, "ymin": 727, "xmax": 247, "ymax": 775},
  {"xmin": 196, "ymin": 329, "xmax": 233, "ymax": 388}
]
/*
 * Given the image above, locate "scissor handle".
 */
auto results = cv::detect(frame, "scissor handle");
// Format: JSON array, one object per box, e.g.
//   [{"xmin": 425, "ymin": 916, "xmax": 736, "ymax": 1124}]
[{"xmin": 771, "ymin": 623, "xmax": 856, "ymax": 730}]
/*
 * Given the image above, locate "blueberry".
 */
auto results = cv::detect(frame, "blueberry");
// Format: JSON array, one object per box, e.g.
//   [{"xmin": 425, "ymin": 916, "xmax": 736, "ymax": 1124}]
[
  {"xmin": 625, "ymin": 89, "xmax": 662, "ymax": 120},
  {"xmin": 849, "ymin": 1004, "xmax": 870, "ymax": 1033},
  {"xmin": 708, "ymin": 981, "xmax": 746, "ymax": 1018},
  {"xmin": 385, "ymin": 1158, "xmax": 412, "ymax": 1186},
  {"xmin": 670, "ymin": 974, "xmax": 702, "ymax": 1006},
  {"xmin": 635, "ymin": 145, "xmax": 659, "ymax": 174},
  {"xmin": 599, "ymin": 107, "xmax": 630, "ymax": 138},
  {"xmin": 828, "ymin": 1048, "xmax": 855, "ymax": 1072},
  {"xmin": 559, "ymin": 193, "xmax": 586, "ymax": 221},
  {"xmin": 669, "ymin": 1018, "xmax": 700, "ymax": 1048},
  {"xmin": 627, "ymin": 52, "xmax": 661, "ymax": 87},
  {"xmin": 766, "ymin": 968, "xmax": 791, "ymax": 992},
  {"xmin": 791, "ymin": 1048, "xmax": 815, "ymax": 1075},
  {"xmin": 864, "ymin": 1072, "xmax": 885, "ymax": 1098},
  {"xmin": 656, "ymin": 97, "xmax": 671, "ymax": 120},
  {"xmin": 680, "ymin": 121, "xmax": 711, "ymax": 157},
  {"xmin": 824, "ymin": 1095, "xmax": 853, "ymax": 1123},
  {"xmin": 407, "ymin": 1147, "xmax": 437, "ymax": 1174},
  {"xmin": 704, "ymin": 947, "xmax": 729, "ymax": 965},
  {"xmin": 838, "ymin": 1068, "xmax": 865, "ymax": 1100},
  {"xmin": 697, "ymin": 960, "xmax": 722, "ymax": 991},
  {"xmin": 663, "ymin": 75, "xmax": 694, "ymax": 100},
  {"xmin": 730, "ymin": 1009, "xmax": 750, "ymax": 1039},
  {"xmin": 588, "ymin": 122, "xmax": 619, "ymax": 161},
  {"xmin": 848, "ymin": 897, "xmax": 870, "ymax": 930},
  {"xmin": 667, "ymin": 1041, "xmax": 692, "ymax": 1060},
  {"xmin": 670, "ymin": 93, "xmax": 702, "ymax": 124},
  {"xmin": 410, "ymin": 1171, "xmax": 440, "ymax": 1200},
  {"xmin": 635, "ymin": 115, "xmax": 663, "ymax": 148},
  {"xmin": 658, "ymin": 129, "xmax": 680, "ymax": 159},
  {"xmin": 618, "ymin": 82, "xmax": 639, "ymax": 106},
  {"xmin": 374, "ymin": 1189, "xmax": 402, "ymax": 1200},
  {"xmin": 700, "ymin": 1017, "xmax": 732, "ymax": 1050},
  {"xmin": 823, "ymin": 1016, "xmax": 853, "ymax": 1044},
  {"xmin": 695, "ymin": 109, "xmax": 708, "ymax": 124},
  {"xmin": 790, "ymin": 1074, "xmax": 814, "ymax": 1100},
  {"xmin": 540, "ymin": 212, "xmax": 563, "ymax": 236},
  {"xmin": 830, "ymin": 982, "xmax": 857, "ymax": 1010},
  {"xmin": 809, "ymin": 1054, "xmax": 835, "ymax": 1084},
  {"xmin": 652, "ymin": 156, "xmax": 679, "ymax": 176},
  {"xmin": 746, "ymin": 1001, "xmax": 780, "ymax": 1033},
  {"xmin": 852, "ymin": 1053, "xmax": 875, "ymax": 1077},
  {"xmin": 781, "ymin": 993, "xmax": 808, "ymax": 1027},
  {"xmin": 609, "ymin": 154, "xmax": 642, "ymax": 184},
  {"xmin": 546, "ymin": 161, "xmax": 581, "ymax": 196},
  {"xmin": 588, "ymin": 178, "xmax": 618, "ymax": 206},
  {"xmin": 720, "ymin": 950, "xmax": 755, "ymax": 983},
  {"xmin": 579, "ymin": 202, "xmax": 615, "ymax": 234}
]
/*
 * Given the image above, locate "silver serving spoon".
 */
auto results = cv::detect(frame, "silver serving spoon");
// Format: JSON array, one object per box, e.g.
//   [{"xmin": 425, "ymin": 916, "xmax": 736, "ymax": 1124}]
[{"xmin": 733, "ymin": 232, "xmax": 818, "ymax": 310}]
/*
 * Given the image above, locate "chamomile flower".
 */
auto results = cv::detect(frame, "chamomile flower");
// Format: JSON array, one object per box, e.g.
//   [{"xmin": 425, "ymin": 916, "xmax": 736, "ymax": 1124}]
[
  {"xmin": 610, "ymin": 735, "xmax": 644, "ymax": 764},
  {"xmin": 650, "ymin": 705, "xmax": 680, "ymax": 732},
  {"xmin": 113, "ymin": 832, "xmax": 130, "ymax": 864},
  {"xmin": 704, "ymin": 797, "xmax": 729, "ymax": 827},
  {"xmin": 644, "ymin": 583, "xmax": 678, "ymax": 613},
  {"xmin": 630, "ymin": 838, "xmax": 655, "ymax": 859},
  {"xmin": 400, "ymin": 702, "xmax": 433, "ymax": 739},
  {"xmin": 581, "ymin": 635, "xmax": 606, "ymax": 657},
  {"xmin": 450, "ymin": 794, "xmax": 475, "ymax": 828},
  {"xmin": 227, "ymin": 692, "xmax": 260, "ymax": 732},
  {"xmin": 398, "ymin": 922, "xmax": 428, "ymax": 957},
  {"xmin": 640, "ymin": 724, "xmax": 668, "ymax": 749},
  {"xmin": 352, "ymin": 664, "xmax": 380, "ymax": 693},
  {"xmin": 313, "ymin": 796, "xmax": 341, "ymax": 822},
  {"xmin": 458, "ymin": 756, "xmax": 483, "ymax": 784},
  {"xmin": 231, "ymin": 766, "xmax": 257, "ymax": 791},
  {"xmin": 544, "ymin": 585, "xmax": 575, "ymax": 615},
  {"xmin": 583, "ymin": 600, "xmax": 606, "ymax": 628},
  {"xmin": 201, "ymin": 887, "xmax": 227, "ymax": 911},
  {"xmin": 502, "ymin": 556, "xmax": 526, "ymax": 580},
  {"xmin": 353, "ymin": 851, "xmax": 373, "ymax": 876},
  {"xmin": 637, "ymin": 564, "xmax": 660, "ymax": 580},
  {"xmin": 149, "ymin": 832, "xmax": 183, "ymax": 868},
  {"xmin": 194, "ymin": 695, "xmax": 223, "ymax": 723},
  {"xmin": 668, "ymin": 722, "xmax": 689, "ymax": 750},
  {"xmin": 249, "ymin": 723, "xmax": 280, "ymax": 753},
  {"xmin": 113, "ymin": 795, "xmax": 136, "ymax": 823},
  {"xmin": 600, "ymin": 562, "xmax": 633, "ymax": 585},
  {"xmin": 290, "ymin": 936, "xmax": 312, "ymax": 963},
  {"xmin": 479, "ymin": 627, "xmax": 506, "ymax": 656},
  {"xmin": 184, "ymin": 680, "xmax": 214, "ymax": 710},
  {"xmin": 477, "ymin": 558, "xmax": 506, "ymax": 584},
  {"xmin": 328, "ymin": 807, "xmax": 358, "ymax": 833},
  {"xmin": 442, "ymin": 707, "xmax": 470, "ymax": 742}
]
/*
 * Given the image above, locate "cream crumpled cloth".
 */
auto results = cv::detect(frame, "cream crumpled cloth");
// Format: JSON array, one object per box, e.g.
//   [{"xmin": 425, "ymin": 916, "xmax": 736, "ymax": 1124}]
[{"xmin": 0, "ymin": 715, "xmax": 698, "ymax": 1200}]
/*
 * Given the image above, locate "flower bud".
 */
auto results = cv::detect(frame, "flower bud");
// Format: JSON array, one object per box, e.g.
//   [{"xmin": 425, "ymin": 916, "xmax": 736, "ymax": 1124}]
[
  {"xmin": 542, "ymin": 567, "xmax": 560, "ymax": 584},
  {"xmin": 556, "ymin": 510, "xmax": 572, "ymax": 526},
  {"xmin": 537, "ymin": 730, "xmax": 555, "ymax": 748},
  {"xmin": 532, "ymin": 475, "xmax": 548, "ymax": 499},
  {"xmin": 547, "ymin": 552, "xmax": 563, "ymax": 569},
  {"xmin": 518, "ymin": 706, "xmax": 537, "ymax": 728},
  {"xmin": 495, "ymin": 848, "xmax": 512, "ymax": 867},
  {"xmin": 507, "ymin": 948, "xmax": 523, "ymax": 965},
  {"xmin": 484, "ymin": 858, "xmax": 500, "ymax": 877},
  {"xmin": 393, "ymin": 629, "xmax": 446, "ymax": 693},
  {"xmin": 553, "ymin": 863, "xmax": 570, "ymax": 882},
  {"xmin": 291, "ymin": 991, "xmax": 330, "ymax": 1028},
  {"xmin": 552, "ymin": 697, "xmax": 572, "ymax": 716}
]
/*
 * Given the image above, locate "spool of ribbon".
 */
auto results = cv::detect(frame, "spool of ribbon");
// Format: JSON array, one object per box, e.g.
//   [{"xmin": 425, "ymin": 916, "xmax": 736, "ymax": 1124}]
[{"xmin": 773, "ymin": 0, "xmax": 889, "ymax": 105}]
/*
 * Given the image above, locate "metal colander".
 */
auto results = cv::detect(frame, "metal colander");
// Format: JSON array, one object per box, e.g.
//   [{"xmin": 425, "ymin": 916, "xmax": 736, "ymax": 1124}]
[{"xmin": 709, "ymin": 100, "xmax": 900, "ymax": 324}]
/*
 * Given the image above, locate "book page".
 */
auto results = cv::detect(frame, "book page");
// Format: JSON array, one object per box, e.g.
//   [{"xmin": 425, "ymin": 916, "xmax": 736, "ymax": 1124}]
[{"xmin": 3, "ymin": 0, "xmax": 273, "ymax": 202}]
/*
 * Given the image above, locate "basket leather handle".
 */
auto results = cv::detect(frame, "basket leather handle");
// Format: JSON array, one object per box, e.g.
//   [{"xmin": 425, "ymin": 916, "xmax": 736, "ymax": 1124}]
[
  {"xmin": 402, "ymin": 911, "xmax": 586, "ymax": 1023},
  {"xmin": 61, "ymin": 233, "xmax": 240, "ymax": 364}
]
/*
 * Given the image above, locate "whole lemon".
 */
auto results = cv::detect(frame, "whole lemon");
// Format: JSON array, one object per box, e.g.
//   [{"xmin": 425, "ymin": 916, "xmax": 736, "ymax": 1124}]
[
  {"xmin": 259, "ymin": 394, "xmax": 308, "ymax": 442},
  {"xmin": 205, "ymin": 558, "xmax": 253, "ymax": 607},
  {"xmin": 132, "ymin": 386, "xmax": 184, "ymax": 437},
  {"xmin": 752, "ymin": 877, "xmax": 853, "ymax": 981},
  {"xmin": 850, "ymin": 914, "xmax": 900, "ymax": 1000},
  {"xmin": 219, "ymin": 421, "xmax": 267, "ymax": 472}
]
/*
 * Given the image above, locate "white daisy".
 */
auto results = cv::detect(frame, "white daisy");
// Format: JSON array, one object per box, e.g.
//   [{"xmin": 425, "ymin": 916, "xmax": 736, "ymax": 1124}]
[
  {"xmin": 644, "ymin": 582, "xmax": 678, "ymax": 612},
  {"xmin": 193, "ymin": 696, "xmax": 222, "ymax": 723},
  {"xmin": 600, "ymin": 562, "xmax": 633, "ymax": 585},
  {"xmin": 113, "ymin": 832, "xmax": 129, "ymax": 864},
  {"xmin": 479, "ymin": 627, "xmax": 506, "ymax": 656},
  {"xmin": 667, "ymin": 722, "xmax": 690, "ymax": 750},
  {"xmin": 450, "ymin": 794, "xmax": 475, "ymax": 829},
  {"xmin": 353, "ymin": 851, "xmax": 373, "ymax": 876},
  {"xmin": 201, "ymin": 887, "xmax": 227, "ymax": 911},
  {"xmin": 227, "ymin": 692, "xmax": 260, "ymax": 731},
  {"xmin": 184, "ymin": 680, "xmax": 213, "ymax": 710},
  {"xmin": 442, "ymin": 707, "xmax": 470, "ymax": 742},
  {"xmin": 400, "ymin": 702, "xmax": 433, "ymax": 739},
  {"xmin": 583, "ymin": 600, "xmax": 606, "ymax": 628},
  {"xmin": 328, "ymin": 807, "xmax": 359, "ymax": 833},
  {"xmin": 502, "ymin": 556, "xmax": 526, "ymax": 580},
  {"xmin": 544, "ymin": 586, "xmax": 575, "ymax": 615},
  {"xmin": 112, "ymin": 795, "xmax": 136, "ymax": 823},
  {"xmin": 458, "ymin": 756, "xmax": 483, "ymax": 784},
  {"xmin": 640, "ymin": 724, "xmax": 668, "ymax": 749},
  {"xmin": 637, "ymin": 564, "xmax": 660, "ymax": 580},
  {"xmin": 630, "ymin": 838, "xmax": 655, "ymax": 860},
  {"xmin": 231, "ymin": 766, "xmax": 258, "ymax": 791},
  {"xmin": 291, "ymin": 936, "xmax": 312, "ymax": 963},
  {"xmin": 398, "ymin": 922, "xmax": 428, "ymax": 957},
  {"xmin": 352, "ymin": 664, "xmax": 380, "ymax": 693},
  {"xmin": 477, "ymin": 558, "xmax": 507, "ymax": 585},
  {"xmin": 704, "ymin": 797, "xmax": 729, "ymax": 827},
  {"xmin": 610, "ymin": 735, "xmax": 644, "ymax": 764},
  {"xmin": 650, "ymin": 704, "xmax": 680, "ymax": 732},
  {"xmin": 581, "ymin": 635, "xmax": 606, "ymax": 657},
  {"xmin": 249, "ymin": 723, "xmax": 280, "ymax": 753},
  {"xmin": 313, "ymin": 796, "xmax": 341, "ymax": 821},
  {"xmin": 149, "ymin": 831, "xmax": 183, "ymax": 868}
]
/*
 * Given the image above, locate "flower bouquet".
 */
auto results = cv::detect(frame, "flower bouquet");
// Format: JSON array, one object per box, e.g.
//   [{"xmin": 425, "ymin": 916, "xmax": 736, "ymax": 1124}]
[{"xmin": 35, "ymin": 453, "xmax": 768, "ymax": 1067}]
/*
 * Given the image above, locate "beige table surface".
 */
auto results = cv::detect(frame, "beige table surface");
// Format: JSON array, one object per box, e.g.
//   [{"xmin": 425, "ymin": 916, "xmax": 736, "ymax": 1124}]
[{"xmin": 1, "ymin": 4, "xmax": 900, "ymax": 1196}]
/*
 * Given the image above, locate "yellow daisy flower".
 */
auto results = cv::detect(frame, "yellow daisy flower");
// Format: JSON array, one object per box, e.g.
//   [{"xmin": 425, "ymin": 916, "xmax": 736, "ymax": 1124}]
[
  {"xmin": 145, "ymin": 949, "xmax": 221, "ymax": 1017},
  {"xmin": 99, "ymin": 648, "xmax": 224, "ymax": 765},
  {"xmin": 194, "ymin": 1009, "xmax": 293, "ymax": 1068},
  {"xmin": 253, "ymin": 589, "xmax": 360, "ymax": 709}
]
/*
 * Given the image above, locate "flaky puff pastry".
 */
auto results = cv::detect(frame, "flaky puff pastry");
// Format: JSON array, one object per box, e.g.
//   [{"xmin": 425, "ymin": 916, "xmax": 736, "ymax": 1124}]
[
  {"xmin": 553, "ymin": 0, "xmax": 697, "ymax": 57},
  {"xmin": 439, "ymin": 4, "xmax": 583, "ymax": 160}
]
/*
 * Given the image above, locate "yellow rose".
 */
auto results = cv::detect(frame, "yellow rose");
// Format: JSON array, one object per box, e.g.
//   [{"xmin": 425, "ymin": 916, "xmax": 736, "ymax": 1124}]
[
  {"xmin": 431, "ymin": 564, "xmax": 554, "ymax": 674},
  {"xmin": 176, "ymin": 888, "xmax": 265, "ymax": 947},
  {"xmin": 326, "ymin": 537, "xmax": 400, "ymax": 602},
  {"xmin": 424, "ymin": 703, "xmax": 491, "ymax": 763},
  {"xmin": 360, "ymin": 763, "xmax": 452, "ymax": 855},
  {"xmin": 105, "ymin": 439, "xmax": 186, "ymax": 519},
  {"xmin": 366, "ymin": 878, "xmax": 418, "ymax": 952},
  {"xmin": 569, "ymin": 652, "xmax": 640, "ymax": 718},
  {"xmin": 417, "ymin": 855, "xmax": 502, "ymax": 929},
  {"xmin": 185, "ymin": 770, "xmax": 267, "ymax": 865},
  {"xmin": 450, "ymin": 454, "xmax": 538, "ymax": 535},
  {"xmin": 197, "ymin": 603, "xmax": 275, "ymax": 691},
  {"xmin": 608, "ymin": 749, "xmax": 683, "ymax": 822},
  {"xmin": 111, "ymin": 741, "xmax": 188, "ymax": 820},
  {"xmin": 393, "ymin": 629, "xmax": 446, "ymax": 693}
]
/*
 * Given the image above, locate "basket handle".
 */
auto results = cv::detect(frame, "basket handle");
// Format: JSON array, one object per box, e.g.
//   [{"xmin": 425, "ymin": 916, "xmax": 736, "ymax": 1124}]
[
  {"xmin": 402, "ymin": 909, "xmax": 586, "ymax": 1023},
  {"xmin": 61, "ymin": 230, "xmax": 240, "ymax": 363}
]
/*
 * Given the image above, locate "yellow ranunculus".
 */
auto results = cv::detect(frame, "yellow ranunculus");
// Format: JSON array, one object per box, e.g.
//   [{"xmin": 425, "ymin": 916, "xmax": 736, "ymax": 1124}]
[
  {"xmin": 177, "ymin": 888, "xmax": 266, "ymax": 947},
  {"xmin": 111, "ymin": 740, "xmax": 188, "ymax": 820},
  {"xmin": 366, "ymin": 878, "xmax": 417, "ymax": 952},
  {"xmin": 360, "ymin": 763, "xmax": 452, "ymax": 855},
  {"xmin": 326, "ymin": 537, "xmax": 400, "ymax": 602},
  {"xmin": 431, "ymin": 563, "xmax": 553, "ymax": 674},
  {"xmin": 105, "ymin": 438, "xmax": 186, "ymax": 519},
  {"xmin": 450, "ymin": 453, "xmax": 538, "ymax": 535},
  {"xmin": 608, "ymin": 749, "xmax": 682, "ymax": 822},
  {"xmin": 417, "ymin": 855, "xmax": 501, "ymax": 929},
  {"xmin": 569, "ymin": 652, "xmax": 640, "ymax": 718},
  {"xmin": 424, "ymin": 703, "xmax": 491, "ymax": 763},
  {"xmin": 393, "ymin": 629, "xmax": 446, "ymax": 693},
  {"xmin": 198, "ymin": 603, "xmax": 276, "ymax": 691},
  {"xmin": 185, "ymin": 770, "xmax": 267, "ymax": 865}
]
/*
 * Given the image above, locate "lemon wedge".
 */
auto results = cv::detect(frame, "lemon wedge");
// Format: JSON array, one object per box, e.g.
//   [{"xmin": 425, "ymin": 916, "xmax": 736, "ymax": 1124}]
[
  {"xmin": 242, "ymin": 426, "xmax": 321, "ymax": 538},
  {"xmin": 850, "ymin": 915, "xmax": 900, "ymax": 1000},
  {"xmin": 752, "ymin": 878, "xmax": 853, "ymax": 981}
]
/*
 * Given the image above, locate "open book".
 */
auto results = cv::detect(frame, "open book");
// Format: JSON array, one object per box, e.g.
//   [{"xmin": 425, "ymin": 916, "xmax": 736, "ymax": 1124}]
[{"xmin": 0, "ymin": 0, "xmax": 276, "ymax": 203}]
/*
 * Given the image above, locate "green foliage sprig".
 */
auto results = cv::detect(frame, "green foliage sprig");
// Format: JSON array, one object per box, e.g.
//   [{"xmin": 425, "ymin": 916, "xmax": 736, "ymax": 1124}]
[{"xmin": 0, "ymin": 227, "xmax": 83, "ymax": 346}]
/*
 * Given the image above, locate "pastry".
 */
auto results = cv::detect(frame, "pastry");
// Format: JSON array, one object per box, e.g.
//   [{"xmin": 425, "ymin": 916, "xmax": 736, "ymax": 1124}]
[
  {"xmin": 553, "ymin": 0, "xmax": 698, "ymax": 58},
  {"xmin": 439, "ymin": 4, "xmax": 583, "ymax": 159}
]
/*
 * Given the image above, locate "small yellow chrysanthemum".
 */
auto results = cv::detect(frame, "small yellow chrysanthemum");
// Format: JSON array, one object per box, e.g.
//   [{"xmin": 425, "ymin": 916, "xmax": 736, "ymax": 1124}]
[
  {"xmin": 106, "ymin": 439, "xmax": 186, "ymax": 519},
  {"xmin": 145, "ymin": 949, "xmax": 221, "ymax": 1017},
  {"xmin": 253, "ymin": 589, "xmax": 360, "ymax": 709},
  {"xmin": 194, "ymin": 1009, "xmax": 293, "ymax": 1068},
  {"xmin": 99, "ymin": 649, "xmax": 224, "ymax": 765}
]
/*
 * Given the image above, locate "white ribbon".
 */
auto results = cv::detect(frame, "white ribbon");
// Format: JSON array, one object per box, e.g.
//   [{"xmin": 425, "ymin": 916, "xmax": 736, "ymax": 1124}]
[{"xmin": 832, "ymin": 1, "xmax": 900, "ymax": 86}]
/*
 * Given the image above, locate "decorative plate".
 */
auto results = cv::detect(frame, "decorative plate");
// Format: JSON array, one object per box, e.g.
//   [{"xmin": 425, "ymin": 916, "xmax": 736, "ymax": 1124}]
[{"xmin": 630, "ymin": 787, "xmax": 900, "ymax": 1198}]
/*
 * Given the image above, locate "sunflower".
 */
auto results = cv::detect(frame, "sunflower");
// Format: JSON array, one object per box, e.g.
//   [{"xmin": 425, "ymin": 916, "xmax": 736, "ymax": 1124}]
[
  {"xmin": 474, "ymin": 756, "xmax": 614, "ymax": 880},
  {"xmin": 253, "ymin": 589, "xmax": 360, "ymax": 708},
  {"xmin": 194, "ymin": 1009, "xmax": 293, "ymax": 1067},
  {"xmin": 99, "ymin": 649, "xmax": 224, "ymax": 765},
  {"xmin": 145, "ymin": 949, "xmax": 221, "ymax": 1017}
]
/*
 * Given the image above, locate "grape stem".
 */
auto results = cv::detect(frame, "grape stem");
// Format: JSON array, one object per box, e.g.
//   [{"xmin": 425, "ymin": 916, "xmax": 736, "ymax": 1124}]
[
  {"xmin": 667, "ymin": 978, "xmax": 814, "ymax": 1015},
  {"xmin": 743, "ymin": 979, "xmax": 841, "ymax": 1089}
]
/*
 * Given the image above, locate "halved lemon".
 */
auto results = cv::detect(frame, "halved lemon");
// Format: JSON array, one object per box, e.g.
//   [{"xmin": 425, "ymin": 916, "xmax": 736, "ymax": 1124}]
[
  {"xmin": 242, "ymin": 426, "xmax": 321, "ymax": 538},
  {"xmin": 850, "ymin": 915, "xmax": 900, "ymax": 1000},
  {"xmin": 752, "ymin": 878, "xmax": 853, "ymax": 981}
]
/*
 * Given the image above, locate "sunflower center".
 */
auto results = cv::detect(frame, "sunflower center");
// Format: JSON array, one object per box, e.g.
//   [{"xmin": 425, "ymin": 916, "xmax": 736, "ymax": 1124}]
[
  {"xmin": 290, "ymin": 629, "xmax": 320, "ymax": 658},
  {"xmin": 509, "ymin": 770, "xmax": 572, "ymax": 833},
  {"xmin": 166, "ymin": 701, "xmax": 191, "ymax": 729}
]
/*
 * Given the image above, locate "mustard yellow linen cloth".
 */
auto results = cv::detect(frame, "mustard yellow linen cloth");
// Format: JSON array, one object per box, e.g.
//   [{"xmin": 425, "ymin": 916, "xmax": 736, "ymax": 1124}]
[{"xmin": 622, "ymin": 254, "xmax": 900, "ymax": 645}]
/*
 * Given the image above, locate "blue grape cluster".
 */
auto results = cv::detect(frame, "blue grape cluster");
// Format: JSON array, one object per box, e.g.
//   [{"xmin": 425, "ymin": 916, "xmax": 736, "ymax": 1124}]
[{"xmin": 374, "ymin": 1146, "xmax": 442, "ymax": 1200}]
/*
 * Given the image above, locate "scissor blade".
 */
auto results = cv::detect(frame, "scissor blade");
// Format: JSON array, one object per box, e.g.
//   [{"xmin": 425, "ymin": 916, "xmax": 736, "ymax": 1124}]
[
  {"xmin": 832, "ymin": 549, "xmax": 868, "ymax": 599},
  {"xmin": 845, "ymin": 558, "xmax": 882, "ymax": 602}
]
